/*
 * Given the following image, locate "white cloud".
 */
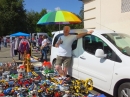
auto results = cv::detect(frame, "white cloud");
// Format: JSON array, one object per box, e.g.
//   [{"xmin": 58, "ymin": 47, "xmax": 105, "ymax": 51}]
[
  {"xmin": 55, "ymin": 7, "xmax": 61, "ymax": 11},
  {"xmin": 47, "ymin": 10, "xmax": 52, "ymax": 13}
]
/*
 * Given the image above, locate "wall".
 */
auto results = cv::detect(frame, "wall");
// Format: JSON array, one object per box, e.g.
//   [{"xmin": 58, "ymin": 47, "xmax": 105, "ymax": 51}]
[{"xmin": 83, "ymin": 0, "xmax": 130, "ymax": 34}]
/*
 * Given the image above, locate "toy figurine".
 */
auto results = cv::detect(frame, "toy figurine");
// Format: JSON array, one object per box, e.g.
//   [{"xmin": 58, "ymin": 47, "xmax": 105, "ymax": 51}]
[
  {"xmin": 54, "ymin": 91, "xmax": 61, "ymax": 97},
  {"xmin": 8, "ymin": 80, "xmax": 15, "ymax": 86},
  {"xmin": 29, "ymin": 89, "xmax": 39, "ymax": 97},
  {"xmin": 3, "ymin": 87, "xmax": 12, "ymax": 95},
  {"xmin": 0, "ymin": 90, "xmax": 4, "ymax": 96}
]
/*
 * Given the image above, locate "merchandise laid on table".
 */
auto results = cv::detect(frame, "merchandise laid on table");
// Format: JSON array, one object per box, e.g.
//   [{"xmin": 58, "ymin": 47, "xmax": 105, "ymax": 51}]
[{"xmin": 0, "ymin": 52, "xmax": 106, "ymax": 97}]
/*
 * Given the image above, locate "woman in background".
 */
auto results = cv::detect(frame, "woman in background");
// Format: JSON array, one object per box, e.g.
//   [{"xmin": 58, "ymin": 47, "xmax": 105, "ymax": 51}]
[
  {"xmin": 40, "ymin": 35, "xmax": 48, "ymax": 61},
  {"xmin": 18, "ymin": 36, "xmax": 30, "ymax": 60},
  {"xmin": 10, "ymin": 37, "xmax": 15, "ymax": 57}
]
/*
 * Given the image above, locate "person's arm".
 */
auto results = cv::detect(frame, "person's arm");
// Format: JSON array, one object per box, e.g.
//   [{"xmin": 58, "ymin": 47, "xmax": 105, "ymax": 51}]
[
  {"xmin": 55, "ymin": 37, "xmax": 62, "ymax": 48},
  {"xmin": 19, "ymin": 40, "xmax": 22, "ymax": 47},
  {"xmin": 27, "ymin": 40, "xmax": 30, "ymax": 47},
  {"xmin": 41, "ymin": 39, "xmax": 47, "ymax": 49},
  {"xmin": 14, "ymin": 39, "xmax": 18, "ymax": 50},
  {"xmin": 38, "ymin": 38, "xmax": 40, "ymax": 45},
  {"xmin": 76, "ymin": 30, "xmax": 94, "ymax": 39},
  {"xmin": 42, "ymin": 42, "xmax": 47, "ymax": 48}
]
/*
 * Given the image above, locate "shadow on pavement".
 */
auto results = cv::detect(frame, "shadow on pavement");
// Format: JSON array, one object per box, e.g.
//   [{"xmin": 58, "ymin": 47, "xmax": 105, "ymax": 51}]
[{"xmin": 0, "ymin": 57, "xmax": 13, "ymax": 58}]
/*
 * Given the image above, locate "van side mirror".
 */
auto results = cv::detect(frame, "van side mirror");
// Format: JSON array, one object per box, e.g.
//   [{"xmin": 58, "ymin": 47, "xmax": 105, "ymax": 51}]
[{"xmin": 95, "ymin": 49, "xmax": 107, "ymax": 58}]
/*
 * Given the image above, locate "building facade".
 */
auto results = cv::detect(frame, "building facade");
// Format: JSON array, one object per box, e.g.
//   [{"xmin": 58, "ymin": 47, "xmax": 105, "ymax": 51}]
[{"xmin": 80, "ymin": 0, "xmax": 130, "ymax": 34}]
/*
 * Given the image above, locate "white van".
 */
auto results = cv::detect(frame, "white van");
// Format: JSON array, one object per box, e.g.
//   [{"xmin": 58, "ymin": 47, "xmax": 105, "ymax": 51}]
[
  {"xmin": 50, "ymin": 29, "xmax": 130, "ymax": 97},
  {"xmin": 32, "ymin": 32, "xmax": 49, "ymax": 39},
  {"xmin": 32, "ymin": 32, "xmax": 52, "ymax": 46}
]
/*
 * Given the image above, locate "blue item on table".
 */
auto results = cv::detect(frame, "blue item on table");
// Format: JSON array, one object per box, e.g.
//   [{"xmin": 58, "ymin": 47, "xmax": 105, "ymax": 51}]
[
  {"xmin": 3, "ymin": 87, "xmax": 12, "ymax": 95},
  {"xmin": 8, "ymin": 81, "xmax": 14, "ymax": 86},
  {"xmin": 97, "ymin": 94, "xmax": 106, "ymax": 97}
]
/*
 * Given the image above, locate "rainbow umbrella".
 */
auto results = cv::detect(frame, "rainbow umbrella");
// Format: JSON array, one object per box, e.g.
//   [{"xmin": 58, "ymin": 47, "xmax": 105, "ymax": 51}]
[{"xmin": 37, "ymin": 10, "xmax": 82, "ymax": 25}]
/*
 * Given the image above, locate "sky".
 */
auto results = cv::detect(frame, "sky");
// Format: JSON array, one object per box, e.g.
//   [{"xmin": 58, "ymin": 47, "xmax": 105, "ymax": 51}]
[{"xmin": 24, "ymin": 0, "xmax": 83, "ymax": 14}]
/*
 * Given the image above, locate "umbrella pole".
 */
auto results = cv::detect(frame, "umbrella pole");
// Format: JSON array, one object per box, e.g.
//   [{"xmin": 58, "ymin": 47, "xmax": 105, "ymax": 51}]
[{"xmin": 59, "ymin": 23, "xmax": 60, "ymax": 33}]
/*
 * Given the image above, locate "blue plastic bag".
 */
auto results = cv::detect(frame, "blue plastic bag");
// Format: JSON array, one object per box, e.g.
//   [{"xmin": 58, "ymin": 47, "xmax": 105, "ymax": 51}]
[
  {"xmin": 97, "ymin": 94, "xmax": 106, "ymax": 97},
  {"xmin": 87, "ymin": 94, "xmax": 106, "ymax": 97}
]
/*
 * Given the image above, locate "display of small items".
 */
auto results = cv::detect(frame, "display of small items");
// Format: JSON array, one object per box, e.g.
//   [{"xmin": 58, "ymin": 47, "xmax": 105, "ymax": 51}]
[{"xmin": 0, "ymin": 53, "xmax": 106, "ymax": 97}]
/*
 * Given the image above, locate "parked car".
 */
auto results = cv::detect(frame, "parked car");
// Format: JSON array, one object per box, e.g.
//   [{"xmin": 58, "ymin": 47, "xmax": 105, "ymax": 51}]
[
  {"xmin": 50, "ymin": 29, "xmax": 130, "ymax": 97},
  {"xmin": 32, "ymin": 32, "xmax": 48, "ymax": 38}
]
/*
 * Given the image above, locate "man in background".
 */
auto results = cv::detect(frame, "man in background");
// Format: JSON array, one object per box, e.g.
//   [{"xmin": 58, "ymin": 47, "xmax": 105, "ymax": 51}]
[
  {"xmin": 3, "ymin": 37, "xmax": 7, "ymax": 47},
  {"xmin": 38, "ymin": 35, "xmax": 42, "ymax": 47},
  {"xmin": 0, "ymin": 37, "xmax": 1, "ymax": 51},
  {"xmin": 14, "ymin": 37, "xmax": 19, "ymax": 56}
]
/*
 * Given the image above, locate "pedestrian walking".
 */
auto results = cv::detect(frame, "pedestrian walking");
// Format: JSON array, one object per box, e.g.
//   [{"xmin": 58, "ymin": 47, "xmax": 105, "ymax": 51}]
[
  {"xmin": 3, "ymin": 37, "xmax": 7, "ymax": 47},
  {"xmin": 14, "ymin": 37, "xmax": 19, "ymax": 56},
  {"xmin": 0, "ymin": 37, "xmax": 1, "ymax": 51},
  {"xmin": 40, "ymin": 35, "xmax": 48, "ymax": 61},
  {"xmin": 10, "ymin": 38, "xmax": 15, "ymax": 57},
  {"xmin": 18, "ymin": 36, "xmax": 30, "ymax": 60},
  {"xmin": 38, "ymin": 35, "xmax": 43, "ymax": 47}
]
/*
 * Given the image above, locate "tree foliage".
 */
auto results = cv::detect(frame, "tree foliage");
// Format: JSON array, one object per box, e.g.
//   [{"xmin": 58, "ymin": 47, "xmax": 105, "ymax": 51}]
[
  {"xmin": 0, "ymin": 0, "xmax": 26, "ymax": 36},
  {"xmin": 0, "ymin": 0, "xmax": 84, "ymax": 37}
]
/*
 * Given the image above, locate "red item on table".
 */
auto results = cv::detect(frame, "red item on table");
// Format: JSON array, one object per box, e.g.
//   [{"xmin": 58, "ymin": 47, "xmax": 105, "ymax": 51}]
[
  {"xmin": 0, "ymin": 93, "xmax": 5, "ymax": 96},
  {"xmin": 54, "ymin": 92, "xmax": 61, "ymax": 97}
]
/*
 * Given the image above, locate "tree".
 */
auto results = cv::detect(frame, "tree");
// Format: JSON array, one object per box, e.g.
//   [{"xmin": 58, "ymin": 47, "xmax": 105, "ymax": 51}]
[
  {"xmin": 78, "ymin": 4, "xmax": 84, "ymax": 29},
  {"xmin": 36, "ymin": 9, "xmax": 57, "ymax": 37},
  {"xmin": 36, "ymin": 9, "xmax": 48, "ymax": 33},
  {"xmin": 0, "ymin": 0, "xmax": 26, "ymax": 36},
  {"xmin": 26, "ymin": 10, "xmax": 39, "ymax": 33},
  {"xmin": 79, "ymin": 4, "xmax": 84, "ymax": 20}
]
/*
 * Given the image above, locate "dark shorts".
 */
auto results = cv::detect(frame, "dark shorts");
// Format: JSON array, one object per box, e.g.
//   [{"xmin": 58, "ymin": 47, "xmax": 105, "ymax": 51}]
[
  {"xmin": 56, "ymin": 56, "xmax": 72, "ymax": 67},
  {"xmin": 14, "ymin": 50, "xmax": 18, "ymax": 55}
]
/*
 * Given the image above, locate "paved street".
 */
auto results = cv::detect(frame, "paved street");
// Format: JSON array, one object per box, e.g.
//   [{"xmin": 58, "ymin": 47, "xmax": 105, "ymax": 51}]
[
  {"xmin": 0, "ymin": 47, "xmax": 18, "ymax": 63},
  {"xmin": 0, "ymin": 46, "xmax": 49, "ymax": 63}
]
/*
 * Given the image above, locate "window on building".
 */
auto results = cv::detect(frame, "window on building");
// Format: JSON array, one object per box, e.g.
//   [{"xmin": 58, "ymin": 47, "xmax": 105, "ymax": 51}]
[{"xmin": 121, "ymin": 0, "xmax": 130, "ymax": 13}]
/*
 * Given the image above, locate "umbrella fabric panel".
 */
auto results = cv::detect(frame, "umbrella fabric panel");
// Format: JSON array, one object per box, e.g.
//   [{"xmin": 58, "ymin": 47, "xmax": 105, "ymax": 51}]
[
  {"xmin": 37, "ymin": 10, "xmax": 81, "ymax": 25},
  {"xmin": 10, "ymin": 32, "xmax": 29, "ymax": 36},
  {"xmin": 47, "ymin": 11, "xmax": 57, "ymax": 22},
  {"xmin": 37, "ymin": 11, "xmax": 57, "ymax": 23},
  {"xmin": 55, "ymin": 11, "xmax": 80, "ymax": 22},
  {"xmin": 55, "ymin": 11, "xmax": 66, "ymax": 22},
  {"xmin": 40, "ymin": 12, "xmax": 55, "ymax": 23}
]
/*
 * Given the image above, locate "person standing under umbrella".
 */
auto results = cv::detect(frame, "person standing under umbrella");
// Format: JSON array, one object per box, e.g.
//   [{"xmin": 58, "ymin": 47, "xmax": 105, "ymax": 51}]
[{"xmin": 55, "ymin": 26, "xmax": 93, "ymax": 80}]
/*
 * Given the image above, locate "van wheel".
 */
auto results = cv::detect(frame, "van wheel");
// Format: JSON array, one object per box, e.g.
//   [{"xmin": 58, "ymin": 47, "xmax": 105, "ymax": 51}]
[{"xmin": 118, "ymin": 82, "xmax": 130, "ymax": 97}]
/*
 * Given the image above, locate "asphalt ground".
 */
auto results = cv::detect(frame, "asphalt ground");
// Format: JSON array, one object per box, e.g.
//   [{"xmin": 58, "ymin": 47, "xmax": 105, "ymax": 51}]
[{"xmin": 0, "ymin": 46, "xmax": 50, "ymax": 63}]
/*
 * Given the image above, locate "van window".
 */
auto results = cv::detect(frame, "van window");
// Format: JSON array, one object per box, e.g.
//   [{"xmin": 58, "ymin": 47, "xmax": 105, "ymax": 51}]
[
  {"xmin": 102, "ymin": 33, "xmax": 130, "ymax": 57},
  {"xmin": 83, "ymin": 35, "xmax": 122, "ymax": 62},
  {"xmin": 53, "ymin": 34, "xmax": 63, "ymax": 46},
  {"xmin": 53, "ymin": 33, "xmax": 78, "ymax": 50}
]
